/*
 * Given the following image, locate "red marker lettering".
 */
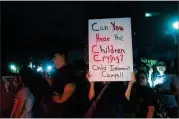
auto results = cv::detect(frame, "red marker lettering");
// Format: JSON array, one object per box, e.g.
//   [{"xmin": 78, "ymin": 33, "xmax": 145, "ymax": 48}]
[
  {"xmin": 92, "ymin": 45, "xmax": 99, "ymax": 53},
  {"xmin": 93, "ymin": 54, "xmax": 102, "ymax": 62}
]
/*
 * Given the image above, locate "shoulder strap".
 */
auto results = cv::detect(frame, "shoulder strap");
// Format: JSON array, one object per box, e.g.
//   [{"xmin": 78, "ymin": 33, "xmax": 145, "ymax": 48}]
[
  {"xmin": 20, "ymin": 88, "xmax": 34, "ymax": 118},
  {"xmin": 84, "ymin": 82, "xmax": 110, "ymax": 118},
  {"xmin": 95, "ymin": 82, "xmax": 110, "ymax": 103}
]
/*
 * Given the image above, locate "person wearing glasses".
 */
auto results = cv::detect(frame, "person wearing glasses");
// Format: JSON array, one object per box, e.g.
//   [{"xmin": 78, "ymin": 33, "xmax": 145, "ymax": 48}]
[{"xmin": 149, "ymin": 60, "xmax": 179, "ymax": 118}]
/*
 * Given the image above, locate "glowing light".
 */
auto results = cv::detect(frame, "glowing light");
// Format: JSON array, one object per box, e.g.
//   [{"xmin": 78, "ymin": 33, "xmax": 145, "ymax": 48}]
[
  {"xmin": 154, "ymin": 77, "xmax": 165, "ymax": 86},
  {"xmin": 46, "ymin": 65, "xmax": 52, "ymax": 72},
  {"xmin": 37, "ymin": 66, "xmax": 42, "ymax": 72},
  {"xmin": 148, "ymin": 79, "xmax": 153, "ymax": 88},
  {"xmin": 28, "ymin": 62, "xmax": 33, "ymax": 69},
  {"xmin": 33, "ymin": 65, "xmax": 35, "ymax": 67},
  {"xmin": 47, "ymin": 66, "xmax": 52, "ymax": 70},
  {"xmin": 145, "ymin": 13, "xmax": 152, "ymax": 17},
  {"xmin": 173, "ymin": 21, "xmax": 179, "ymax": 30},
  {"xmin": 10, "ymin": 65, "xmax": 16, "ymax": 70}
]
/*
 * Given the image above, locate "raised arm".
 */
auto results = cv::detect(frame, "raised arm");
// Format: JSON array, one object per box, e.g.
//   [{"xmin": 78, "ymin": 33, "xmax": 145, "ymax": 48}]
[
  {"xmin": 148, "ymin": 67, "xmax": 153, "ymax": 88},
  {"xmin": 86, "ymin": 72, "xmax": 95, "ymax": 100},
  {"xmin": 89, "ymin": 82, "xmax": 95, "ymax": 100},
  {"xmin": 125, "ymin": 72, "xmax": 136, "ymax": 100}
]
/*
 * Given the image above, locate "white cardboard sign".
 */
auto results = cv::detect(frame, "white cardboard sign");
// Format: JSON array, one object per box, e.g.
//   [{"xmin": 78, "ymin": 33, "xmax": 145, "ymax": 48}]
[{"xmin": 88, "ymin": 18, "xmax": 133, "ymax": 81}]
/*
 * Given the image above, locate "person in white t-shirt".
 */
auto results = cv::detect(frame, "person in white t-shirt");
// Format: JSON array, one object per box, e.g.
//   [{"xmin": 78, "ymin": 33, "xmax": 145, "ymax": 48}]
[{"xmin": 10, "ymin": 75, "xmax": 35, "ymax": 118}]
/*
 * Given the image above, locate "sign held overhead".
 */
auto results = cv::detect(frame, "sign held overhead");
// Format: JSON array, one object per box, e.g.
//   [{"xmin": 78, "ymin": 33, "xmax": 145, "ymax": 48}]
[{"xmin": 88, "ymin": 18, "xmax": 133, "ymax": 82}]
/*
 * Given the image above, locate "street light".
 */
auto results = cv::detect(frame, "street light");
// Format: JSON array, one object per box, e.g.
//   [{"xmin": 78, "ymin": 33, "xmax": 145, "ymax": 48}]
[
  {"xmin": 9, "ymin": 64, "xmax": 18, "ymax": 73},
  {"xmin": 10, "ymin": 65, "xmax": 16, "ymax": 70},
  {"xmin": 145, "ymin": 12, "xmax": 160, "ymax": 18},
  {"xmin": 47, "ymin": 66, "xmax": 52, "ymax": 71},
  {"xmin": 164, "ymin": 19, "xmax": 179, "ymax": 44},
  {"xmin": 28, "ymin": 62, "xmax": 33, "ymax": 69},
  {"xmin": 37, "ymin": 66, "xmax": 43, "ymax": 72},
  {"xmin": 172, "ymin": 21, "xmax": 179, "ymax": 30},
  {"xmin": 145, "ymin": 12, "xmax": 152, "ymax": 17}
]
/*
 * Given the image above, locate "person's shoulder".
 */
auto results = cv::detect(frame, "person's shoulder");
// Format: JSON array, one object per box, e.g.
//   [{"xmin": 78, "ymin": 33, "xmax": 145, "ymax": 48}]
[
  {"xmin": 66, "ymin": 64, "xmax": 75, "ymax": 73},
  {"xmin": 59, "ymin": 64, "xmax": 74, "ymax": 74},
  {"xmin": 137, "ymin": 86, "xmax": 153, "ymax": 94},
  {"xmin": 18, "ymin": 86, "xmax": 26, "ymax": 93},
  {"xmin": 109, "ymin": 82, "xmax": 126, "ymax": 89},
  {"xmin": 141, "ymin": 85, "xmax": 153, "ymax": 90},
  {"xmin": 166, "ymin": 74, "xmax": 178, "ymax": 77},
  {"xmin": 17, "ymin": 86, "xmax": 30, "ymax": 98},
  {"xmin": 94, "ymin": 82, "xmax": 104, "ymax": 88},
  {"xmin": 166, "ymin": 74, "xmax": 179, "ymax": 81}
]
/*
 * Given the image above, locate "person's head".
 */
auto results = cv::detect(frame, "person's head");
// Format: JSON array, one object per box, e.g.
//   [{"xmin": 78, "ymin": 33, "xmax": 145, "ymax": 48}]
[
  {"xmin": 139, "ymin": 62, "xmax": 148, "ymax": 73},
  {"xmin": 52, "ymin": 53, "xmax": 67, "ymax": 69},
  {"xmin": 156, "ymin": 61, "xmax": 166, "ymax": 74},
  {"xmin": 10, "ymin": 75, "xmax": 23, "ymax": 94},
  {"xmin": 133, "ymin": 64, "xmax": 138, "ymax": 75},
  {"xmin": 18, "ymin": 67, "xmax": 35, "ymax": 88},
  {"xmin": 136, "ymin": 70, "xmax": 149, "ymax": 86}
]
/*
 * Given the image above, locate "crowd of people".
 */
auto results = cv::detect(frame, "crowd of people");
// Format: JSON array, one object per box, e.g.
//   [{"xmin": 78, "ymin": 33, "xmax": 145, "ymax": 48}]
[{"xmin": 1, "ymin": 52, "xmax": 179, "ymax": 118}]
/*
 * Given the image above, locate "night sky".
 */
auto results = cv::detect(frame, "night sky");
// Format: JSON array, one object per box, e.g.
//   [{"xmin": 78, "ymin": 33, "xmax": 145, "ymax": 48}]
[{"xmin": 1, "ymin": 1, "xmax": 179, "ymax": 65}]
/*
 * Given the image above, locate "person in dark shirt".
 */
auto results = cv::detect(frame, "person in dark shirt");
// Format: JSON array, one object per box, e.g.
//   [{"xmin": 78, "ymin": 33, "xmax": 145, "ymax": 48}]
[
  {"xmin": 18, "ymin": 67, "xmax": 52, "ymax": 118},
  {"xmin": 73, "ymin": 63, "xmax": 90, "ymax": 117},
  {"xmin": 85, "ymin": 72, "xmax": 132, "ymax": 118},
  {"xmin": 45, "ymin": 53, "xmax": 77, "ymax": 118},
  {"xmin": 125, "ymin": 70, "xmax": 157, "ymax": 118},
  {"xmin": 149, "ymin": 61, "xmax": 179, "ymax": 118}
]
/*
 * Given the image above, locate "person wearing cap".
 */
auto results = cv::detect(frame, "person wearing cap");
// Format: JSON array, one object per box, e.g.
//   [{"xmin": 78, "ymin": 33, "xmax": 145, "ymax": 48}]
[{"xmin": 149, "ymin": 60, "xmax": 179, "ymax": 118}]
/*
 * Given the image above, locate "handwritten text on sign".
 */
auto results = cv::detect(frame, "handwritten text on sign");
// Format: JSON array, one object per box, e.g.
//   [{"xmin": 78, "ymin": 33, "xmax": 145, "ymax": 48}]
[{"xmin": 89, "ymin": 18, "xmax": 133, "ymax": 81}]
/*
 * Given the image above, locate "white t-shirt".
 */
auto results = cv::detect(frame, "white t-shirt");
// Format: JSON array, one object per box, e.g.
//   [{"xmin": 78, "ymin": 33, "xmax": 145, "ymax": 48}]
[{"xmin": 14, "ymin": 86, "xmax": 35, "ymax": 118}]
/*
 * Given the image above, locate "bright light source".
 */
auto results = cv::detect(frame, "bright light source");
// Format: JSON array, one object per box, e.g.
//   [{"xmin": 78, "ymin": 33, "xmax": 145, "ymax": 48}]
[
  {"xmin": 173, "ymin": 21, "xmax": 179, "ymax": 30},
  {"xmin": 145, "ymin": 13, "xmax": 152, "ymax": 17},
  {"xmin": 37, "ymin": 66, "xmax": 42, "ymax": 72},
  {"xmin": 154, "ymin": 77, "xmax": 165, "ymax": 86},
  {"xmin": 46, "ymin": 65, "xmax": 52, "ymax": 72},
  {"xmin": 33, "ymin": 65, "xmax": 35, "ymax": 67},
  {"xmin": 47, "ymin": 66, "xmax": 52, "ymax": 70},
  {"xmin": 10, "ymin": 65, "xmax": 16, "ymax": 70},
  {"xmin": 28, "ymin": 62, "xmax": 33, "ymax": 69}
]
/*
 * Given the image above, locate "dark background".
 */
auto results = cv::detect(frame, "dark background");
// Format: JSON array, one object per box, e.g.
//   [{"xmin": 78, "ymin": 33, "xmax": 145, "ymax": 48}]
[{"xmin": 1, "ymin": 1, "xmax": 179, "ymax": 70}]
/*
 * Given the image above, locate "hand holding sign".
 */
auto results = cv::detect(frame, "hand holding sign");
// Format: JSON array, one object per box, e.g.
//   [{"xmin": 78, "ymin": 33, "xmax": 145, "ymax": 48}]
[
  {"xmin": 86, "ymin": 72, "xmax": 92, "ymax": 81},
  {"xmin": 86, "ymin": 72, "xmax": 95, "ymax": 85},
  {"xmin": 149, "ymin": 67, "xmax": 153, "ymax": 75},
  {"xmin": 129, "ymin": 72, "xmax": 136, "ymax": 84}
]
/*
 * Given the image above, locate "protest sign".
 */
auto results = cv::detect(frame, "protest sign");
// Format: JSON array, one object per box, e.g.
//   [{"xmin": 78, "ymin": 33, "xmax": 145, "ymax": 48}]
[{"xmin": 88, "ymin": 18, "xmax": 133, "ymax": 81}]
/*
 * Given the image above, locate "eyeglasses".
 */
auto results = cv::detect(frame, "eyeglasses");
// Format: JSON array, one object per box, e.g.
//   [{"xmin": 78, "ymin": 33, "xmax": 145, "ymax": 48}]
[
  {"xmin": 156, "ymin": 62, "xmax": 166, "ymax": 67},
  {"xmin": 157, "ymin": 64, "xmax": 165, "ymax": 67}
]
